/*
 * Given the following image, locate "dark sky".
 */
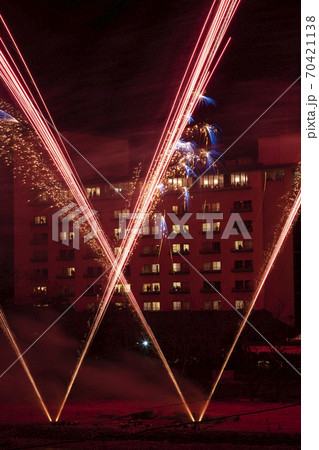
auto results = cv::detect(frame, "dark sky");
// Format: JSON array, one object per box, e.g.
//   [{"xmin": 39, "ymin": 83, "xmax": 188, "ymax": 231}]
[{"xmin": 1, "ymin": 0, "xmax": 300, "ymax": 161}]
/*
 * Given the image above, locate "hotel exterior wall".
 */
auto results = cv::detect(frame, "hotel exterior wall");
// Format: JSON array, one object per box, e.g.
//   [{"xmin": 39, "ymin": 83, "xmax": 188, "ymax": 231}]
[{"xmin": 13, "ymin": 158, "xmax": 297, "ymax": 324}]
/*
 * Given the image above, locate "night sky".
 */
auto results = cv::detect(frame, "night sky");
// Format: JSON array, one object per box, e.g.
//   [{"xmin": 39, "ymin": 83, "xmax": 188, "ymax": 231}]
[{"xmin": 1, "ymin": 0, "xmax": 300, "ymax": 163}]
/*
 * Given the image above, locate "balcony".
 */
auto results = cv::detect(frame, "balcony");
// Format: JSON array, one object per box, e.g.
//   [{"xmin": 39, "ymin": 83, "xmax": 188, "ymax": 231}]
[
  {"xmin": 56, "ymin": 256, "xmax": 75, "ymax": 261},
  {"xmin": 231, "ymin": 247, "xmax": 253, "ymax": 253},
  {"xmin": 83, "ymin": 253, "xmax": 101, "ymax": 260},
  {"xmin": 169, "ymin": 288, "xmax": 190, "ymax": 294},
  {"xmin": 140, "ymin": 251, "xmax": 160, "ymax": 257},
  {"xmin": 200, "ymin": 269, "xmax": 221, "ymax": 274},
  {"xmin": 231, "ymin": 206, "xmax": 253, "ymax": 213},
  {"xmin": 30, "ymin": 221, "xmax": 47, "ymax": 226},
  {"xmin": 200, "ymin": 287, "xmax": 220, "ymax": 294},
  {"xmin": 30, "ymin": 239, "xmax": 48, "ymax": 245},
  {"xmin": 199, "ymin": 248, "xmax": 221, "ymax": 254},
  {"xmin": 199, "ymin": 229, "xmax": 221, "ymax": 235},
  {"xmin": 140, "ymin": 290, "xmax": 160, "ymax": 295},
  {"xmin": 232, "ymin": 287, "xmax": 254, "ymax": 293},
  {"xmin": 56, "ymin": 274, "xmax": 75, "ymax": 279},
  {"xmin": 171, "ymin": 250, "xmax": 190, "ymax": 256},
  {"xmin": 169, "ymin": 269, "xmax": 190, "ymax": 275},
  {"xmin": 30, "ymin": 275, "xmax": 48, "ymax": 281},
  {"xmin": 140, "ymin": 272, "xmax": 160, "ymax": 276}
]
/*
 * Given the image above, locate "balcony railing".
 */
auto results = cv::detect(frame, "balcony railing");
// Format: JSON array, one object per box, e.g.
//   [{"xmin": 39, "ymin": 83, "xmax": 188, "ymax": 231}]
[
  {"xmin": 199, "ymin": 248, "xmax": 221, "ymax": 254},
  {"xmin": 200, "ymin": 288, "xmax": 220, "ymax": 294},
  {"xmin": 169, "ymin": 288, "xmax": 190, "ymax": 294},
  {"xmin": 231, "ymin": 247, "xmax": 253, "ymax": 253},
  {"xmin": 231, "ymin": 206, "xmax": 253, "ymax": 213},
  {"xmin": 200, "ymin": 269, "xmax": 221, "ymax": 274},
  {"xmin": 56, "ymin": 256, "xmax": 75, "ymax": 261},
  {"xmin": 169, "ymin": 269, "xmax": 190, "ymax": 275},
  {"xmin": 231, "ymin": 267, "xmax": 253, "ymax": 273},
  {"xmin": 140, "ymin": 272, "xmax": 160, "ymax": 276},
  {"xmin": 140, "ymin": 290, "xmax": 161, "ymax": 295},
  {"xmin": 56, "ymin": 274, "xmax": 75, "ymax": 279},
  {"xmin": 232, "ymin": 287, "xmax": 254, "ymax": 293}
]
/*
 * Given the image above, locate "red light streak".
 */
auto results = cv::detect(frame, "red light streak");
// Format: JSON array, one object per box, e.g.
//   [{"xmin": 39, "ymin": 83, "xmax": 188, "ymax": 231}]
[
  {"xmin": 57, "ymin": 0, "xmax": 240, "ymax": 420},
  {"xmin": 0, "ymin": 308, "xmax": 52, "ymax": 421},
  {"xmin": 0, "ymin": 36, "xmax": 194, "ymax": 423},
  {"xmin": 0, "ymin": 0, "xmax": 240, "ymax": 422},
  {"xmin": 198, "ymin": 189, "xmax": 301, "ymax": 421}
]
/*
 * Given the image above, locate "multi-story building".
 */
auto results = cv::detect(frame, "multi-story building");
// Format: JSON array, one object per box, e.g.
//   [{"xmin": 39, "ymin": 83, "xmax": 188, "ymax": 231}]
[{"xmin": 13, "ymin": 133, "xmax": 300, "ymax": 325}]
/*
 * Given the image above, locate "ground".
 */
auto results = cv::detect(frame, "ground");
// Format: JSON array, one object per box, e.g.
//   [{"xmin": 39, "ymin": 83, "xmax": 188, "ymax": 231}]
[{"xmin": 0, "ymin": 400, "xmax": 300, "ymax": 449}]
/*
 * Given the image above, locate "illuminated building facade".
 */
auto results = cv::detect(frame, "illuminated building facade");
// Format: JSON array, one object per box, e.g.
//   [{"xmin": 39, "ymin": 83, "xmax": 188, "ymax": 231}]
[{"xmin": 13, "ymin": 133, "xmax": 300, "ymax": 325}]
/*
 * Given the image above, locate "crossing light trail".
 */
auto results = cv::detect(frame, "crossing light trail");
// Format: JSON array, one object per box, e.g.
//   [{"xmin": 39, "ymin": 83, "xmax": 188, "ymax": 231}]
[
  {"xmin": 0, "ymin": 308, "xmax": 52, "ymax": 421},
  {"xmin": 0, "ymin": 37, "xmax": 193, "ymax": 423},
  {"xmin": 0, "ymin": 0, "xmax": 240, "ymax": 422},
  {"xmin": 63, "ymin": 0, "xmax": 240, "ymax": 417},
  {"xmin": 198, "ymin": 189, "xmax": 301, "ymax": 422},
  {"xmin": 57, "ymin": 0, "xmax": 241, "ymax": 420}
]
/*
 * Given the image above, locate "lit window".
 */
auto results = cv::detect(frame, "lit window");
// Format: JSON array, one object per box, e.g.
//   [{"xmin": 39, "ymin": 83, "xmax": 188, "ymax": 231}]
[
  {"xmin": 34, "ymin": 216, "xmax": 47, "ymax": 224},
  {"xmin": 115, "ymin": 302, "xmax": 123, "ymax": 309},
  {"xmin": 172, "ymin": 244, "xmax": 181, "ymax": 253},
  {"xmin": 172, "ymin": 224, "xmax": 181, "ymax": 234},
  {"xmin": 152, "ymin": 302, "xmax": 160, "ymax": 311},
  {"xmin": 33, "ymin": 286, "xmax": 47, "ymax": 295},
  {"xmin": 143, "ymin": 302, "xmax": 152, "ymax": 311},
  {"xmin": 235, "ymin": 300, "xmax": 244, "ymax": 310},
  {"xmin": 69, "ymin": 232, "xmax": 74, "ymax": 241},
  {"xmin": 152, "ymin": 264, "xmax": 160, "ymax": 273},
  {"xmin": 173, "ymin": 301, "xmax": 181, "ymax": 310},
  {"xmin": 203, "ymin": 301, "xmax": 213, "ymax": 310},
  {"xmin": 200, "ymin": 174, "xmax": 224, "ymax": 188},
  {"xmin": 230, "ymin": 172, "xmax": 248, "ymax": 186},
  {"xmin": 152, "ymin": 283, "xmax": 160, "ymax": 292},
  {"xmin": 115, "ymin": 284, "xmax": 122, "ymax": 293},
  {"xmin": 114, "ymin": 247, "xmax": 120, "ymax": 256},
  {"xmin": 141, "ymin": 225, "xmax": 150, "ymax": 235},
  {"xmin": 86, "ymin": 186, "xmax": 101, "ymax": 197},
  {"xmin": 183, "ymin": 243, "xmax": 190, "ymax": 253},
  {"xmin": 203, "ymin": 261, "xmax": 213, "ymax": 272},
  {"xmin": 143, "ymin": 283, "xmax": 151, "ymax": 292},
  {"xmin": 172, "ymin": 205, "xmax": 179, "ymax": 214},
  {"xmin": 114, "ymin": 228, "xmax": 121, "ymax": 238},
  {"xmin": 172, "ymin": 263, "xmax": 181, "ymax": 273},
  {"xmin": 234, "ymin": 240, "xmax": 244, "ymax": 250},
  {"xmin": 213, "ymin": 261, "xmax": 221, "ymax": 271},
  {"xmin": 142, "ymin": 264, "xmax": 151, "ymax": 274},
  {"xmin": 202, "ymin": 222, "xmax": 219, "ymax": 233},
  {"xmin": 59, "ymin": 231, "xmax": 67, "ymax": 241},
  {"xmin": 213, "ymin": 300, "xmax": 221, "ymax": 311},
  {"xmin": 66, "ymin": 267, "xmax": 75, "ymax": 277}
]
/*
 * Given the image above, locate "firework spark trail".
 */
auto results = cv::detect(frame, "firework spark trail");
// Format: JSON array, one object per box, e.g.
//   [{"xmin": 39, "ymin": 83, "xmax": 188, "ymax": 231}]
[
  {"xmin": 56, "ymin": 0, "xmax": 240, "ymax": 420},
  {"xmin": 0, "ymin": 45, "xmax": 193, "ymax": 422},
  {"xmin": 198, "ymin": 189, "xmax": 301, "ymax": 422},
  {"xmin": 0, "ymin": 15, "xmax": 81, "ymax": 181},
  {"xmin": 0, "ymin": 308, "xmax": 52, "ymax": 421},
  {"xmin": 0, "ymin": 0, "xmax": 239, "ymax": 421}
]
